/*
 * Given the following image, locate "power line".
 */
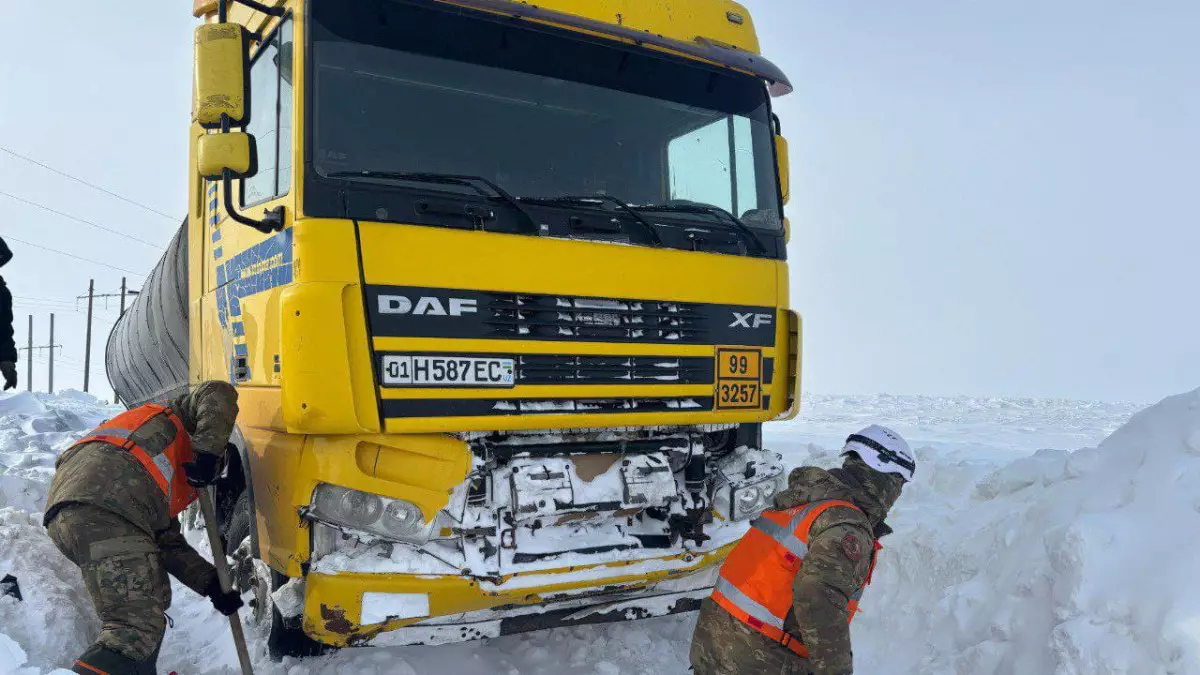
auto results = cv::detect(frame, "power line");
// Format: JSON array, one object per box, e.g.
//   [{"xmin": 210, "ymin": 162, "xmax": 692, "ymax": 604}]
[
  {"xmin": 0, "ymin": 145, "xmax": 177, "ymax": 222},
  {"xmin": 3, "ymin": 235, "xmax": 146, "ymax": 277},
  {"xmin": 12, "ymin": 299, "xmax": 79, "ymax": 309},
  {"xmin": 13, "ymin": 295, "xmax": 77, "ymax": 305},
  {"xmin": 0, "ymin": 189, "xmax": 161, "ymax": 249},
  {"xmin": 11, "ymin": 303, "xmax": 83, "ymax": 313}
]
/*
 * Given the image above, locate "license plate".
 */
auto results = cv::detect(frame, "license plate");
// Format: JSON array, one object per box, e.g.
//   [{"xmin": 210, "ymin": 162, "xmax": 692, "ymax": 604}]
[
  {"xmin": 716, "ymin": 381, "xmax": 761, "ymax": 409},
  {"xmin": 715, "ymin": 348, "xmax": 763, "ymax": 409},
  {"xmin": 381, "ymin": 355, "xmax": 515, "ymax": 387}
]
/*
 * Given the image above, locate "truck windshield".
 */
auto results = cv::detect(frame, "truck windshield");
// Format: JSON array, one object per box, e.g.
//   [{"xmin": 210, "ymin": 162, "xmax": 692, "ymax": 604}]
[{"xmin": 309, "ymin": 0, "xmax": 782, "ymax": 231}]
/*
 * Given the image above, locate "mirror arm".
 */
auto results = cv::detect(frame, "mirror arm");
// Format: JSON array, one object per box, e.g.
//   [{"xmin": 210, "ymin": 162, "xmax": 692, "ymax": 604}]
[
  {"xmin": 208, "ymin": 2, "xmax": 284, "ymax": 235},
  {"xmin": 223, "ymin": 169, "xmax": 284, "ymax": 234}
]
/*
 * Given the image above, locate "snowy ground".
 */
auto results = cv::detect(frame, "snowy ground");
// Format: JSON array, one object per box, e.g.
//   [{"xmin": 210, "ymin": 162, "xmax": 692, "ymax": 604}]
[{"xmin": 7, "ymin": 388, "xmax": 1200, "ymax": 674}]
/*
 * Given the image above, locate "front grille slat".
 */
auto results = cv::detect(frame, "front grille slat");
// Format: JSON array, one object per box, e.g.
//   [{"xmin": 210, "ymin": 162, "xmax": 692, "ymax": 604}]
[
  {"xmin": 516, "ymin": 355, "xmax": 713, "ymax": 385},
  {"xmin": 486, "ymin": 294, "xmax": 708, "ymax": 344}
]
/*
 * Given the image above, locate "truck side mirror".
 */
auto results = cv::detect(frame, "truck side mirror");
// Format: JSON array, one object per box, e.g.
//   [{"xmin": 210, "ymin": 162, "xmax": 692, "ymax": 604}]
[
  {"xmin": 775, "ymin": 133, "xmax": 790, "ymax": 206},
  {"xmin": 197, "ymin": 132, "xmax": 256, "ymax": 179},
  {"xmin": 193, "ymin": 23, "xmax": 250, "ymax": 128}
]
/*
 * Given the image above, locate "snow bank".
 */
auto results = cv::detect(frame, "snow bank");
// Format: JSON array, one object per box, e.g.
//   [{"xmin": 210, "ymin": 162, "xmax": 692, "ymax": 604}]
[
  {"xmin": 3, "ymin": 387, "xmax": 1192, "ymax": 674},
  {"xmin": 0, "ymin": 392, "xmax": 116, "ymax": 673},
  {"xmin": 0, "ymin": 391, "xmax": 115, "ymax": 514},
  {"xmin": 785, "ymin": 391, "xmax": 1144, "ymax": 455},
  {"xmin": 0, "ymin": 508, "xmax": 97, "ymax": 672},
  {"xmin": 0, "ymin": 631, "xmax": 74, "ymax": 675},
  {"xmin": 853, "ymin": 388, "xmax": 1200, "ymax": 675},
  {"xmin": 279, "ymin": 611, "xmax": 698, "ymax": 675}
]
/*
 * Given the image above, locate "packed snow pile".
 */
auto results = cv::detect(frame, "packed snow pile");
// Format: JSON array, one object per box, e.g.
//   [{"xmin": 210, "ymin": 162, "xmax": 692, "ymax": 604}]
[
  {"xmin": 0, "ymin": 508, "xmax": 97, "ymax": 674},
  {"xmin": 0, "ymin": 391, "xmax": 117, "ymax": 674},
  {"xmin": 850, "ymin": 389, "xmax": 1200, "ymax": 675},
  {"xmin": 4, "ymin": 387, "xmax": 1198, "ymax": 674},
  {"xmin": 0, "ymin": 391, "xmax": 115, "ymax": 514}
]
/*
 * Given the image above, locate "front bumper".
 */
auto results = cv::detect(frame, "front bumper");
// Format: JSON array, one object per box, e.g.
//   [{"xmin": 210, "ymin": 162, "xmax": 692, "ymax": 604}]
[{"xmin": 302, "ymin": 542, "xmax": 732, "ymax": 646}]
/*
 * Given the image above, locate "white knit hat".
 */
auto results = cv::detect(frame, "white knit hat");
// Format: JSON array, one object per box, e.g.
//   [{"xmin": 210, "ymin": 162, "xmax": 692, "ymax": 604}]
[{"xmin": 842, "ymin": 424, "xmax": 916, "ymax": 482}]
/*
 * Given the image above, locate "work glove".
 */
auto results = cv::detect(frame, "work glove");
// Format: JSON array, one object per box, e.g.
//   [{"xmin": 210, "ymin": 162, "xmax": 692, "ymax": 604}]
[
  {"xmin": 204, "ymin": 577, "xmax": 244, "ymax": 617},
  {"xmin": 183, "ymin": 451, "xmax": 222, "ymax": 487},
  {"xmin": 1, "ymin": 362, "xmax": 16, "ymax": 391}
]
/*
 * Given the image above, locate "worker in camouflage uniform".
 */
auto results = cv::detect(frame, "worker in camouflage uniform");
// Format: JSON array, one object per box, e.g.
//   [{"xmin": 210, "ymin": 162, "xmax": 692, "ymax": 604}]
[
  {"xmin": 690, "ymin": 425, "xmax": 916, "ymax": 675},
  {"xmin": 44, "ymin": 381, "xmax": 244, "ymax": 675}
]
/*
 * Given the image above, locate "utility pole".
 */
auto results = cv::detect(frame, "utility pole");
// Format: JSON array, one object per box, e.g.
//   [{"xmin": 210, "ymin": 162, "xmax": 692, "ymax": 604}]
[
  {"xmin": 116, "ymin": 278, "xmax": 140, "ymax": 315},
  {"xmin": 49, "ymin": 313, "xmax": 55, "ymax": 394},
  {"xmin": 81, "ymin": 280, "xmax": 94, "ymax": 392},
  {"xmin": 77, "ymin": 280, "xmax": 140, "ymax": 396},
  {"xmin": 17, "ymin": 315, "xmax": 61, "ymax": 394},
  {"xmin": 25, "ymin": 315, "xmax": 31, "ymax": 392},
  {"xmin": 113, "ymin": 279, "xmax": 139, "ymax": 404}
]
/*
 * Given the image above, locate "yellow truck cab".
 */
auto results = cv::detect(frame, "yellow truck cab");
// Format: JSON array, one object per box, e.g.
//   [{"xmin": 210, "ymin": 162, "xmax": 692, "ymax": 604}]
[{"xmin": 107, "ymin": 0, "xmax": 798, "ymax": 657}]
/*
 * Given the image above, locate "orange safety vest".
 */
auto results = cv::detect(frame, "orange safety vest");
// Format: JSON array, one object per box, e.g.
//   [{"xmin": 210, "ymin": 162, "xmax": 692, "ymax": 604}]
[
  {"xmin": 71, "ymin": 403, "xmax": 198, "ymax": 518},
  {"xmin": 711, "ymin": 499, "xmax": 881, "ymax": 659}
]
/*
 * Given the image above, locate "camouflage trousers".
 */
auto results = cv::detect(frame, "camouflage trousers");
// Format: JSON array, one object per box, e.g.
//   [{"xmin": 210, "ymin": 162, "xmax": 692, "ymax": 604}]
[
  {"xmin": 690, "ymin": 599, "xmax": 813, "ymax": 675},
  {"xmin": 47, "ymin": 504, "xmax": 170, "ymax": 667}
]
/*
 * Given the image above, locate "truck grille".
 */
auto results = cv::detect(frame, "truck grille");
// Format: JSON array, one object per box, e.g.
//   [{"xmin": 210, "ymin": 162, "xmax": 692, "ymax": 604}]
[
  {"xmin": 517, "ymin": 355, "xmax": 713, "ymax": 385},
  {"xmin": 380, "ymin": 396, "xmax": 715, "ymax": 418},
  {"xmin": 485, "ymin": 295, "xmax": 707, "ymax": 343}
]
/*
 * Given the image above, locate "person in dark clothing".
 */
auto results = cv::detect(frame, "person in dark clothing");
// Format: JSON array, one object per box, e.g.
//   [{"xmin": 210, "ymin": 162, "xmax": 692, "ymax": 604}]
[{"xmin": 0, "ymin": 236, "xmax": 16, "ymax": 390}]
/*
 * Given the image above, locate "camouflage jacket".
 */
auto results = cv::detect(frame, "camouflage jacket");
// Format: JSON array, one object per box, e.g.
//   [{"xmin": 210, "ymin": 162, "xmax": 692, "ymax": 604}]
[
  {"xmin": 43, "ymin": 381, "xmax": 239, "ymax": 594},
  {"xmin": 692, "ymin": 463, "xmax": 899, "ymax": 675}
]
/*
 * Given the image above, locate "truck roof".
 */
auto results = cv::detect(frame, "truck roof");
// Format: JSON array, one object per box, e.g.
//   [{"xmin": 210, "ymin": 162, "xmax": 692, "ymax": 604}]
[
  {"xmin": 195, "ymin": 0, "xmax": 790, "ymax": 95},
  {"xmin": 517, "ymin": 0, "xmax": 763, "ymax": 56}
]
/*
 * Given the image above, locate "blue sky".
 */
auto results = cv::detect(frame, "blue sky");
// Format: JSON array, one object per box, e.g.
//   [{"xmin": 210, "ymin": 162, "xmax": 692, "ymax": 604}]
[
  {"xmin": 748, "ymin": 0, "xmax": 1198, "ymax": 401},
  {"xmin": 0, "ymin": 1, "xmax": 1196, "ymax": 402}
]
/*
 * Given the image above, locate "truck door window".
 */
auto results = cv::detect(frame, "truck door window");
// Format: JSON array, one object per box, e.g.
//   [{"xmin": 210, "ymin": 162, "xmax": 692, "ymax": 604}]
[
  {"xmin": 243, "ymin": 18, "xmax": 293, "ymax": 207},
  {"xmin": 278, "ymin": 24, "xmax": 294, "ymax": 196}
]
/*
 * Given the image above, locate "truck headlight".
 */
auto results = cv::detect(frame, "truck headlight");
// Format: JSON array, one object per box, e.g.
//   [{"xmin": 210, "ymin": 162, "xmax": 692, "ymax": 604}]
[
  {"xmin": 725, "ymin": 474, "xmax": 788, "ymax": 521},
  {"xmin": 382, "ymin": 500, "xmax": 425, "ymax": 538},
  {"xmin": 308, "ymin": 484, "xmax": 435, "ymax": 545},
  {"xmin": 734, "ymin": 487, "xmax": 762, "ymax": 515}
]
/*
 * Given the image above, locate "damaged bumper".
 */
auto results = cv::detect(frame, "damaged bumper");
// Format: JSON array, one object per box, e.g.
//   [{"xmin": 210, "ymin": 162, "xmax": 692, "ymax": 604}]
[
  {"xmin": 302, "ymin": 543, "xmax": 731, "ymax": 647},
  {"xmin": 280, "ymin": 428, "xmax": 783, "ymax": 647}
]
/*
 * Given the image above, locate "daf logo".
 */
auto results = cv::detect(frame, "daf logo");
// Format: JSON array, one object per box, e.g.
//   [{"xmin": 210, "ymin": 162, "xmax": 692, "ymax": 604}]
[
  {"xmin": 730, "ymin": 312, "xmax": 772, "ymax": 329},
  {"xmin": 379, "ymin": 295, "xmax": 478, "ymax": 317}
]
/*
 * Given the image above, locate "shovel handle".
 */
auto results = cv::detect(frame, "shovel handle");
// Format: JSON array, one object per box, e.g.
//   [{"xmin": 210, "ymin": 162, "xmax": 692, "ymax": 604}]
[{"xmin": 198, "ymin": 486, "xmax": 255, "ymax": 675}]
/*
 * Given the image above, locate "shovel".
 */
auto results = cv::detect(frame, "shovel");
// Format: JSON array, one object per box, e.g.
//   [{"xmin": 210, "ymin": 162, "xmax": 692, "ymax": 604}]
[{"xmin": 198, "ymin": 486, "xmax": 255, "ymax": 675}]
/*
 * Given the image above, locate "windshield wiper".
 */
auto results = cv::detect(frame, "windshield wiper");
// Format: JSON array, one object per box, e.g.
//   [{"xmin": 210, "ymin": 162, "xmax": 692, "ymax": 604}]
[
  {"xmin": 326, "ymin": 170, "xmax": 539, "ymax": 233},
  {"xmin": 636, "ymin": 202, "xmax": 766, "ymax": 255},
  {"xmin": 519, "ymin": 194, "xmax": 663, "ymax": 247}
]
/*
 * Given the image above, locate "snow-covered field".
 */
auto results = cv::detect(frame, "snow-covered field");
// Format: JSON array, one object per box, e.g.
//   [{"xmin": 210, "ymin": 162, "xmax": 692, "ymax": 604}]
[{"xmin": 7, "ymin": 388, "xmax": 1200, "ymax": 674}]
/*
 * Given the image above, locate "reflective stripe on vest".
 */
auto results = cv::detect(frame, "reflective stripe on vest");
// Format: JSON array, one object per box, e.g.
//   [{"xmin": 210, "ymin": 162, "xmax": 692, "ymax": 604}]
[
  {"xmin": 750, "ymin": 516, "xmax": 808, "ymax": 559},
  {"xmin": 70, "ymin": 404, "xmax": 197, "ymax": 517},
  {"xmin": 711, "ymin": 499, "xmax": 877, "ymax": 659},
  {"xmin": 714, "ymin": 577, "xmax": 785, "ymax": 630}
]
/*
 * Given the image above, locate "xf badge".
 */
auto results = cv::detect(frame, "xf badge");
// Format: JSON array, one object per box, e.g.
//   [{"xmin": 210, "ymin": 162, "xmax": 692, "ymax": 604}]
[{"xmin": 730, "ymin": 312, "xmax": 772, "ymax": 329}]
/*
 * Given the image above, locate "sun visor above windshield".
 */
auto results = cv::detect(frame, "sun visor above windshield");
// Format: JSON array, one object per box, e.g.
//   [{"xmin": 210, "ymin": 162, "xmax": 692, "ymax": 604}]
[{"xmin": 432, "ymin": 0, "xmax": 794, "ymax": 97}]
